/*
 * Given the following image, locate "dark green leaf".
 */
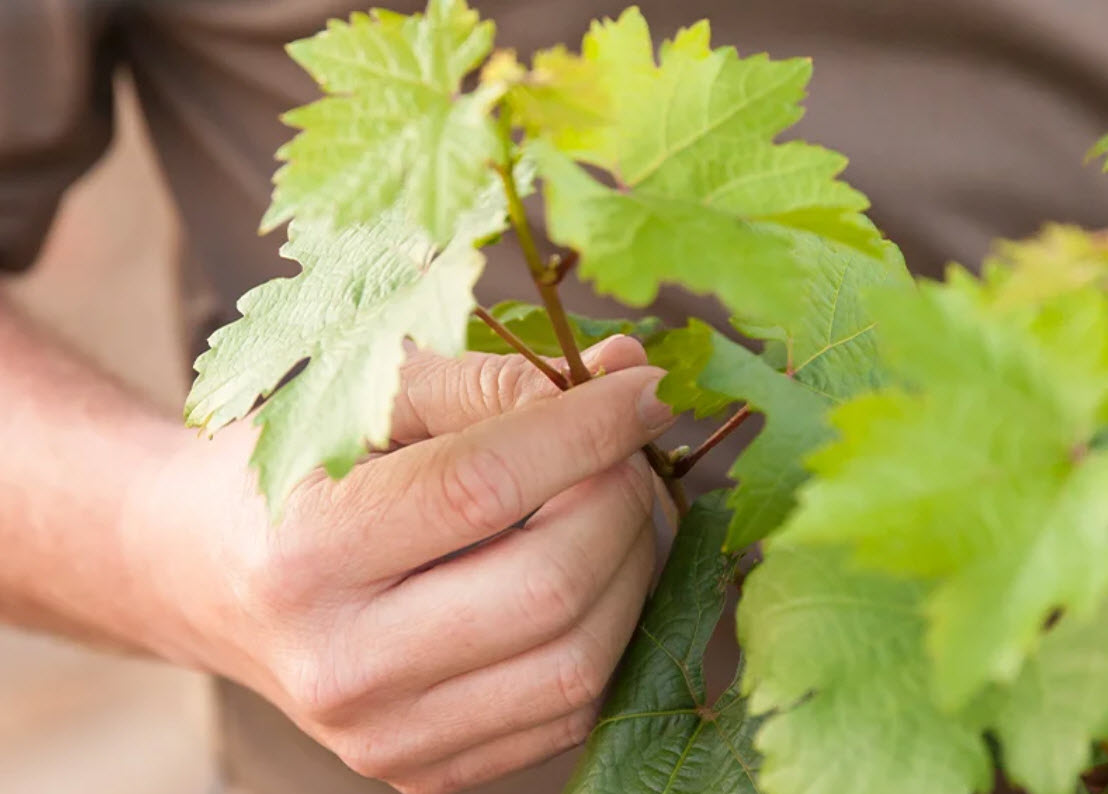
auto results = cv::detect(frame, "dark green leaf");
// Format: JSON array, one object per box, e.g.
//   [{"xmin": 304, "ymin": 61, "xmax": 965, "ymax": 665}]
[{"xmin": 566, "ymin": 493, "xmax": 761, "ymax": 794}]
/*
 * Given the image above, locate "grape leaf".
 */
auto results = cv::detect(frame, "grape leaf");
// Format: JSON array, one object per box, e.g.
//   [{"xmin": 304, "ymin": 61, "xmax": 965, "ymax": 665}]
[
  {"xmin": 530, "ymin": 7, "xmax": 890, "ymax": 330},
  {"xmin": 777, "ymin": 228, "xmax": 1108, "ymax": 707},
  {"xmin": 466, "ymin": 300, "xmax": 662, "ymax": 358},
  {"xmin": 650, "ymin": 232, "xmax": 906, "ymax": 548},
  {"xmin": 647, "ymin": 322, "xmax": 739, "ymax": 420},
  {"xmin": 481, "ymin": 47, "xmax": 608, "ymax": 153},
  {"xmin": 566, "ymin": 493, "xmax": 761, "ymax": 794},
  {"xmin": 979, "ymin": 599, "xmax": 1108, "ymax": 794},
  {"xmin": 738, "ymin": 545, "xmax": 993, "ymax": 794},
  {"xmin": 185, "ymin": 195, "xmax": 508, "ymax": 514},
  {"xmin": 741, "ymin": 546, "xmax": 1108, "ymax": 794},
  {"xmin": 1087, "ymin": 134, "xmax": 1108, "ymax": 172},
  {"xmin": 261, "ymin": 0, "xmax": 500, "ymax": 242},
  {"xmin": 653, "ymin": 320, "xmax": 832, "ymax": 547}
]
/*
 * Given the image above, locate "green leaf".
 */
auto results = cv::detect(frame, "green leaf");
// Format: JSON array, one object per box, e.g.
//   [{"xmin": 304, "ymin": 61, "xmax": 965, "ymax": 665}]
[
  {"xmin": 692, "ymin": 324, "xmax": 836, "ymax": 551},
  {"xmin": 776, "ymin": 228, "xmax": 1108, "ymax": 707},
  {"xmin": 566, "ymin": 493, "xmax": 761, "ymax": 794},
  {"xmin": 261, "ymin": 0, "xmax": 499, "ymax": 241},
  {"xmin": 466, "ymin": 300, "xmax": 662, "ymax": 358},
  {"xmin": 739, "ymin": 545, "xmax": 993, "ymax": 794},
  {"xmin": 186, "ymin": 194, "xmax": 508, "ymax": 514},
  {"xmin": 647, "ymin": 322, "xmax": 740, "ymax": 419},
  {"xmin": 530, "ymin": 8, "xmax": 890, "ymax": 329},
  {"xmin": 980, "ymin": 600, "xmax": 1108, "ymax": 794},
  {"xmin": 1087, "ymin": 134, "xmax": 1108, "ymax": 172},
  {"xmin": 481, "ymin": 46, "xmax": 608, "ymax": 153},
  {"xmin": 650, "ymin": 233, "xmax": 906, "ymax": 548}
]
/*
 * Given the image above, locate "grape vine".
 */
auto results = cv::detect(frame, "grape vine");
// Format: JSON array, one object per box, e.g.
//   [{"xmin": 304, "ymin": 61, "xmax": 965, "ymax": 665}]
[{"xmin": 184, "ymin": 2, "xmax": 1108, "ymax": 792}]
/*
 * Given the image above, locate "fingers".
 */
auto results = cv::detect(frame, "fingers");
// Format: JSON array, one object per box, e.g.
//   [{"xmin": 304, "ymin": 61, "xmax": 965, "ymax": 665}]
[
  {"xmin": 376, "ymin": 525, "xmax": 655, "ymax": 768},
  {"xmin": 389, "ymin": 335, "xmax": 649, "ymax": 444},
  {"xmin": 358, "ymin": 365, "xmax": 673, "ymax": 573},
  {"xmin": 343, "ymin": 456, "xmax": 655, "ymax": 691},
  {"xmin": 384, "ymin": 705, "xmax": 598, "ymax": 794}
]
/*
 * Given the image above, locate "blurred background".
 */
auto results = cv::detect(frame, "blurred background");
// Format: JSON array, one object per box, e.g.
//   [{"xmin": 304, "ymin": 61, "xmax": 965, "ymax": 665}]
[{"xmin": 0, "ymin": 74, "xmax": 213, "ymax": 794}]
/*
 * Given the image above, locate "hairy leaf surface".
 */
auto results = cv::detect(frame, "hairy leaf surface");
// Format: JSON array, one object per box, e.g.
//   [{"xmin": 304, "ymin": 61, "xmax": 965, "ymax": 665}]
[
  {"xmin": 567, "ymin": 493, "xmax": 761, "ymax": 794},
  {"xmin": 262, "ymin": 0, "xmax": 499, "ymax": 241},
  {"xmin": 186, "ymin": 197, "xmax": 507, "ymax": 513}
]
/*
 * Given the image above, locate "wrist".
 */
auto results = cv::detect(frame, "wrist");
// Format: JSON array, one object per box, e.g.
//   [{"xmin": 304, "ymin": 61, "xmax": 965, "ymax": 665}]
[{"xmin": 119, "ymin": 421, "xmax": 265, "ymax": 682}]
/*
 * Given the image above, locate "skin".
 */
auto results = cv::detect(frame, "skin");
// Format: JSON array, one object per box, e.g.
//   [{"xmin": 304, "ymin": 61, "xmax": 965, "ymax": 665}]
[{"xmin": 0, "ymin": 302, "xmax": 675, "ymax": 794}]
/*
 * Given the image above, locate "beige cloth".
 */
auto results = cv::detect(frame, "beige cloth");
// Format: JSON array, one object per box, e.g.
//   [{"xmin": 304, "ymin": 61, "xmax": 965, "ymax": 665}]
[{"xmin": 3, "ymin": 1, "xmax": 1108, "ymax": 792}]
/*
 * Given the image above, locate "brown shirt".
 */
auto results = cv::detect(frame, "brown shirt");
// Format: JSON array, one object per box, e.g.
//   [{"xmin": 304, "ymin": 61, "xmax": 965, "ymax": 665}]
[{"xmin": 3, "ymin": 1, "xmax": 1107, "ymax": 792}]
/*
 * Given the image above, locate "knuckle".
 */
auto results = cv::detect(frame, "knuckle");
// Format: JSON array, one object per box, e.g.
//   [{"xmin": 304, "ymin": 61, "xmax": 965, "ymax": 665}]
[
  {"xmin": 555, "ymin": 637, "xmax": 609, "ymax": 712},
  {"xmin": 436, "ymin": 440, "xmax": 524, "ymax": 533},
  {"xmin": 340, "ymin": 730, "xmax": 404, "ymax": 781},
  {"xmin": 519, "ymin": 554, "xmax": 589, "ymax": 634},
  {"xmin": 563, "ymin": 707, "xmax": 598, "ymax": 747},
  {"xmin": 273, "ymin": 650, "xmax": 344, "ymax": 719}
]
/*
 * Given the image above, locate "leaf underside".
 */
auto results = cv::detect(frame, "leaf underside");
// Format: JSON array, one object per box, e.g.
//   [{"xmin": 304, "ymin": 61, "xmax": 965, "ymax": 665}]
[{"xmin": 185, "ymin": 194, "xmax": 508, "ymax": 513}]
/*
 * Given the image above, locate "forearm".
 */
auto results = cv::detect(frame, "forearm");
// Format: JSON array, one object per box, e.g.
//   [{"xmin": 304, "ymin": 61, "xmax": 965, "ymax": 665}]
[{"xmin": 0, "ymin": 300, "xmax": 190, "ymax": 659}]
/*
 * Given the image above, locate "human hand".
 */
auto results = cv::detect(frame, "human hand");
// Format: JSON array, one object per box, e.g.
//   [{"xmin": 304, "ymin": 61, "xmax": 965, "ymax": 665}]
[{"xmin": 130, "ymin": 336, "xmax": 674, "ymax": 793}]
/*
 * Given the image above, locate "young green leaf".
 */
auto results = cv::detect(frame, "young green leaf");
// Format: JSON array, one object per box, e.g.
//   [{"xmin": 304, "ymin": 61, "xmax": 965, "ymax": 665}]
[
  {"xmin": 647, "ymin": 321, "xmax": 741, "ymax": 419},
  {"xmin": 738, "ymin": 545, "xmax": 993, "ymax": 794},
  {"xmin": 776, "ymin": 227, "xmax": 1108, "ymax": 707},
  {"xmin": 529, "ymin": 7, "xmax": 890, "ymax": 329},
  {"xmin": 481, "ymin": 46, "xmax": 608, "ymax": 153},
  {"xmin": 566, "ymin": 493, "xmax": 761, "ymax": 794},
  {"xmin": 466, "ymin": 300, "xmax": 662, "ymax": 357},
  {"xmin": 261, "ymin": 0, "xmax": 500, "ymax": 241},
  {"xmin": 186, "ymin": 194, "xmax": 509, "ymax": 514}
]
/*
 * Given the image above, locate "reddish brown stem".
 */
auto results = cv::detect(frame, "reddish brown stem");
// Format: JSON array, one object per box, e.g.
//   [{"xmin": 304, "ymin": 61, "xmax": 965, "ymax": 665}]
[
  {"xmin": 473, "ymin": 307, "xmax": 570, "ymax": 390},
  {"xmin": 672, "ymin": 406, "xmax": 752, "ymax": 478}
]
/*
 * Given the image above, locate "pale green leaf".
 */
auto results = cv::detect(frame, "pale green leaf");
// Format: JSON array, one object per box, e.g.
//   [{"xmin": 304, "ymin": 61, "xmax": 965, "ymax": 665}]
[
  {"xmin": 186, "ymin": 195, "xmax": 507, "ymax": 514},
  {"xmin": 262, "ymin": 0, "xmax": 500, "ymax": 241},
  {"xmin": 777, "ymin": 228, "xmax": 1108, "ymax": 707},
  {"xmin": 482, "ymin": 46, "xmax": 608, "ymax": 153},
  {"xmin": 567, "ymin": 493, "xmax": 761, "ymax": 794},
  {"xmin": 738, "ymin": 546, "xmax": 993, "ymax": 794},
  {"xmin": 466, "ymin": 300, "xmax": 662, "ymax": 358}
]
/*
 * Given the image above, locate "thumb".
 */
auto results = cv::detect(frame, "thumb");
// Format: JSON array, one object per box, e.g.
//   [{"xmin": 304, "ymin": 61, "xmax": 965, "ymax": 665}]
[{"xmin": 388, "ymin": 334, "xmax": 648, "ymax": 444}]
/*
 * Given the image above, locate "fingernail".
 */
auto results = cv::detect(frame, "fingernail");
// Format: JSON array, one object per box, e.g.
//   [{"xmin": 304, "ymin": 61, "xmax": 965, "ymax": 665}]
[
  {"xmin": 583, "ymin": 334, "xmax": 626, "ymax": 368},
  {"xmin": 638, "ymin": 376, "xmax": 674, "ymax": 431}
]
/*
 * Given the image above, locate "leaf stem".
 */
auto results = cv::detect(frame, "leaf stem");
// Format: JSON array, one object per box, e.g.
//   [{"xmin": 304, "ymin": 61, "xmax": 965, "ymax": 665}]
[
  {"xmin": 490, "ymin": 138, "xmax": 688, "ymax": 515},
  {"xmin": 672, "ymin": 406, "xmax": 752, "ymax": 478},
  {"xmin": 492, "ymin": 161, "xmax": 593, "ymax": 386},
  {"xmin": 473, "ymin": 306, "xmax": 569, "ymax": 390}
]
